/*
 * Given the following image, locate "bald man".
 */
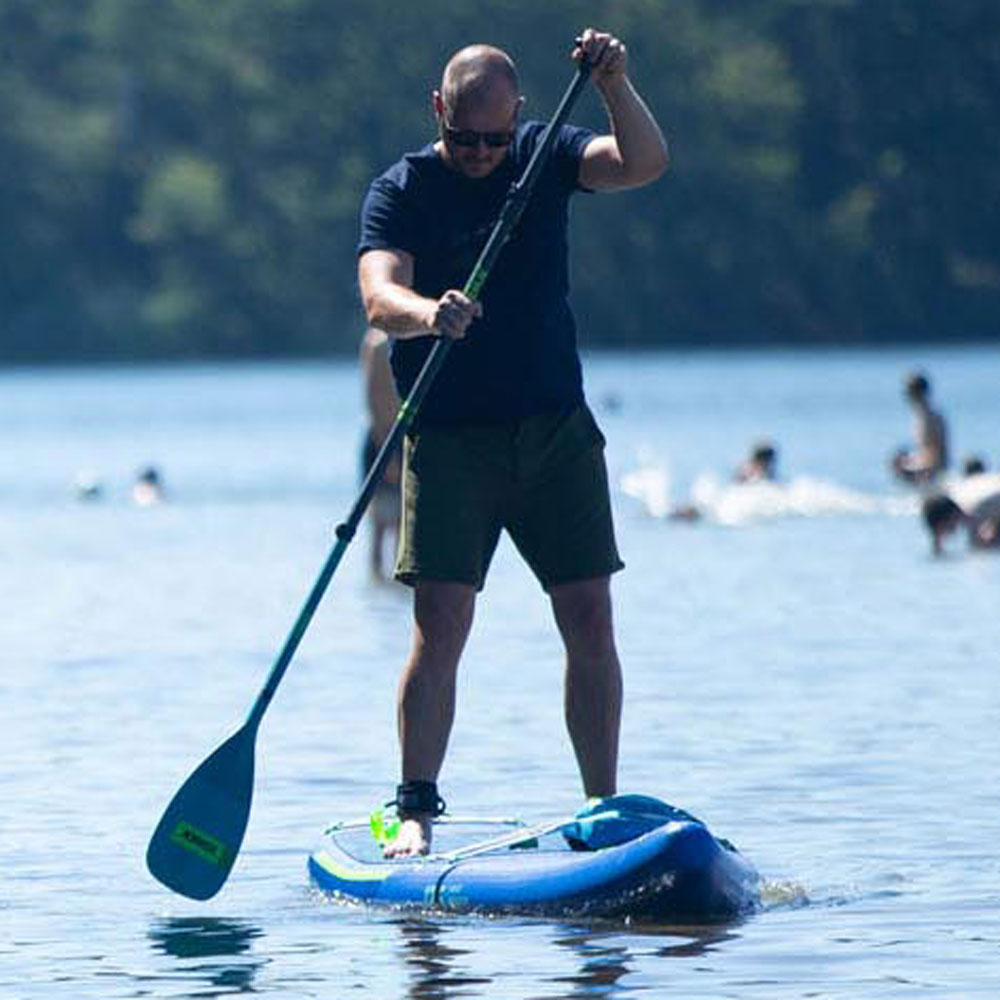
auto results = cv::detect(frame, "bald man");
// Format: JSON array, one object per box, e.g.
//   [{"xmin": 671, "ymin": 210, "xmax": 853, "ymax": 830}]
[{"xmin": 357, "ymin": 29, "xmax": 668, "ymax": 855}]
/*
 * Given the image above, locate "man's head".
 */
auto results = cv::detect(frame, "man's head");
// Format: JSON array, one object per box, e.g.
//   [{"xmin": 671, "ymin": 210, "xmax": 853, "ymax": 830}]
[
  {"xmin": 750, "ymin": 440, "xmax": 777, "ymax": 477},
  {"xmin": 904, "ymin": 370, "xmax": 930, "ymax": 405},
  {"xmin": 433, "ymin": 45, "xmax": 522, "ymax": 179},
  {"xmin": 922, "ymin": 493, "xmax": 964, "ymax": 555},
  {"xmin": 962, "ymin": 455, "xmax": 987, "ymax": 477}
]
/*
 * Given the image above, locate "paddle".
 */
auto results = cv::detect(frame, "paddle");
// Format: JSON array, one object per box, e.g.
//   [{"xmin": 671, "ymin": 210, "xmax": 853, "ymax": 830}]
[{"xmin": 146, "ymin": 56, "xmax": 593, "ymax": 901}]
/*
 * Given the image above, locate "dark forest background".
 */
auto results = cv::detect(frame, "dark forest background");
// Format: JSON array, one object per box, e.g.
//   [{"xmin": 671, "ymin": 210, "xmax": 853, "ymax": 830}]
[{"xmin": 2, "ymin": 0, "xmax": 998, "ymax": 363}]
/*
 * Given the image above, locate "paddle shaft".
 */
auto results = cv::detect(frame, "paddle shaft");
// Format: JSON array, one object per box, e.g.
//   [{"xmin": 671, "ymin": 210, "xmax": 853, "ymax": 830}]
[
  {"xmin": 246, "ymin": 60, "xmax": 592, "ymax": 733},
  {"xmin": 440, "ymin": 809, "xmax": 620, "ymax": 861}
]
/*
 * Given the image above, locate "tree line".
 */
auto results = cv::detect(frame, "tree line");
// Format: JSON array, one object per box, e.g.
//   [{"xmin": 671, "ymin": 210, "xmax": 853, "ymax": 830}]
[{"xmin": 1, "ymin": 0, "xmax": 998, "ymax": 363}]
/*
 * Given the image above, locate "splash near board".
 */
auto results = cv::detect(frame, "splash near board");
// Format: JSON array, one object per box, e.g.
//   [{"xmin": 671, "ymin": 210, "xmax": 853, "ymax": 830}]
[{"xmin": 308, "ymin": 795, "xmax": 760, "ymax": 923}]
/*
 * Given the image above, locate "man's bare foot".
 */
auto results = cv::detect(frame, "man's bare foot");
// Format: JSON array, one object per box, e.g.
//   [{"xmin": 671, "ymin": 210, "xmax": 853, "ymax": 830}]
[{"xmin": 383, "ymin": 815, "xmax": 432, "ymax": 857}]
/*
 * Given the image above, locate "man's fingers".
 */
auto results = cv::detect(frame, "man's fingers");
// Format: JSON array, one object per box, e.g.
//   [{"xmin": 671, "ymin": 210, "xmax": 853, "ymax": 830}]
[
  {"xmin": 435, "ymin": 292, "xmax": 482, "ymax": 339},
  {"xmin": 603, "ymin": 41, "xmax": 625, "ymax": 70},
  {"xmin": 575, "ymin": 29, "xmax": 607, "ymax": 63},
  {"xmin": 573, "ymin": 29, "xmax": 624, "ymax": 74}
]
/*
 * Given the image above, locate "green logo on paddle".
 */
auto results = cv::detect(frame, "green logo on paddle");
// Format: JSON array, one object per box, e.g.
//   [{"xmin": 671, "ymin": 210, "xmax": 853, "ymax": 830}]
[{"xmin": 171, "ymin": 820, "xmax": 232, "ymax": 868}]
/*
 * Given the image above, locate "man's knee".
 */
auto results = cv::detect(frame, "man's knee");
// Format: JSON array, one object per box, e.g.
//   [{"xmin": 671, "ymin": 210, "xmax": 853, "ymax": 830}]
[
  {"xmin": 550, "ymin": 577, "xmax": 616, "ymax": 653},
  {"xmin": 413, "ymin": 582, "xmax": 476, "ymax": 655}
]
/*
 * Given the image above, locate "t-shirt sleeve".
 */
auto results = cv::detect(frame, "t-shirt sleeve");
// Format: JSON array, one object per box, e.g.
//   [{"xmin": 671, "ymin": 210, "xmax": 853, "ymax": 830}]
[
  {"xmin": 358, "ymin": 175, "xmax": 419, "ymax": 257},
  {"xmin": 552, "ymin": 123, "xmax": 597, "ymax": 193}
]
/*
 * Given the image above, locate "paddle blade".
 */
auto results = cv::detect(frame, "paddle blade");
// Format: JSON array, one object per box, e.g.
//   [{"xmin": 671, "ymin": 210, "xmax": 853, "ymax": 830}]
[{"xmin": 146, "ymin": 726, "xmax": 256, "ymax": 900}]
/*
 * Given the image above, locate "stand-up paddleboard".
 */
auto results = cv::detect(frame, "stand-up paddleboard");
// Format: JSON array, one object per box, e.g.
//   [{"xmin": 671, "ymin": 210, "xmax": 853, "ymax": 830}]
[{"xmin": 308, "ymin": 796, "xmax": 760, "ymax": 923}]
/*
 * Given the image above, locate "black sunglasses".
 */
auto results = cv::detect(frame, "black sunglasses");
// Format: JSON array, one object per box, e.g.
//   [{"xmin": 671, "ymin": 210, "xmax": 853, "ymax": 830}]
[{"xmin": 442, "ymin": 122, "xmax": 516, "ymax": 149}]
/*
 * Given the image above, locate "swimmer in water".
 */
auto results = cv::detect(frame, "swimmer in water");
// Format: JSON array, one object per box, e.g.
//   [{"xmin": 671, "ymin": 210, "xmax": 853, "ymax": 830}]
[{"xmin": 132, "ymin": 466, "xmax": 165, "ymax": 506}]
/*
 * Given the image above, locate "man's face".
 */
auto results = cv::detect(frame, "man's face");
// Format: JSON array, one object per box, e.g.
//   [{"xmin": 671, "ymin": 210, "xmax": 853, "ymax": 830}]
[{"xmin": 435, "ymin": 88, "xmax": 521, "ymax": 179}]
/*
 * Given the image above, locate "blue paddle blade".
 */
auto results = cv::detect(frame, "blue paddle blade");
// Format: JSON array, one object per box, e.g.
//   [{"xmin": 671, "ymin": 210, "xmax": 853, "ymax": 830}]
[{"xmin": 146, "ymin": 726, "xmax": 256, "ymax": 900}]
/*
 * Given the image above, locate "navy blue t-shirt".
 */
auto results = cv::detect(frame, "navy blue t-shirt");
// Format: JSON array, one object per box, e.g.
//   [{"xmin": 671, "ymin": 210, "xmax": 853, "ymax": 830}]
[{"xmin": 358, "ymin": 121, "xmax": 595, "ymax": 426}]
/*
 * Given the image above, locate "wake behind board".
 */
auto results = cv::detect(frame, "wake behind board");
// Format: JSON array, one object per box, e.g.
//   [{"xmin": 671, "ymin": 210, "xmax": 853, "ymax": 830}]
[{"xmin": 308, "ymin": 800, "xmax": 760, "ymax": 923}]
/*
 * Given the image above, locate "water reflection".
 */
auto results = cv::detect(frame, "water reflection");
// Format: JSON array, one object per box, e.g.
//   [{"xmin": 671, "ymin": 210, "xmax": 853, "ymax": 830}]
[
  {"xmin": 392, "ymin": 915, "xmax": 740, "ymax": 999},
  {"xmin": 549, "ymin": 928, "xmax": 632, "ymax": 995},
  {"xmin": 631, "ymin": 924, "xmax": 741, "ymax": 958},
  {"xmin": 393, "ymin": 918, "xmax": 490, "ymax": 999},
  {"xmin": 148, "ymin": 916, "xmax": 264, "ymax": 995},
  {"xmin": 549, "ymin": 923, "xmax": 738, "ymax": 995}
]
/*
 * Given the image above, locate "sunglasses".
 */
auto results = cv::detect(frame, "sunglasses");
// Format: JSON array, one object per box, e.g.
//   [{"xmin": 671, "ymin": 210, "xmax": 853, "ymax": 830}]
[{"xmin": 442, "ymin": 122, "xmax": 516, "ymax": 149}]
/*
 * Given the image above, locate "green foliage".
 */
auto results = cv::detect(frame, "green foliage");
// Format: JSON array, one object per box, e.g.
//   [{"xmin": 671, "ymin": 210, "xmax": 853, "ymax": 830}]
[{"xmin": 1, "ymin": 0, "xmax": 998, "ymax": 361}]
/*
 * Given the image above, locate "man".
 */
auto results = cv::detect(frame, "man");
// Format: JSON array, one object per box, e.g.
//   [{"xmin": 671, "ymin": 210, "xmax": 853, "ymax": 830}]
[
  {"xmin": 357, "ymin": 28, "xmax": 668, "ymax": 856},
  {"xmin": 359, "ymin": 327, "xmax": 402, "ymax": 579},
  {"xmin": 132, "ymin": 465, "xmax": 165, "ymax": 506},
  {"xmin": 733, "ymin": 440, "xmax": 779, "ymax": 484},
  {"xmin": 890, "ymin": 371, "xmax": 949, "ymax": 485},
  {"xmin": 922, "ymin": 472, "xmax": 1000, "ymax": 556}
]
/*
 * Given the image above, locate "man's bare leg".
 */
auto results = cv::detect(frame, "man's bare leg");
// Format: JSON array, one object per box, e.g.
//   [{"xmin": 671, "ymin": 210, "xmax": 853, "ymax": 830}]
[
  {"xmin": 371, "ymin": 519, "xmax": 385, "ymax": 579},
  {"xmin": 550, "ymin": 576, "xmax": 622, "ymax": 799},
  {"xmin": 385, "ymin": 580, "xmax": 476, "ymax": 857}
]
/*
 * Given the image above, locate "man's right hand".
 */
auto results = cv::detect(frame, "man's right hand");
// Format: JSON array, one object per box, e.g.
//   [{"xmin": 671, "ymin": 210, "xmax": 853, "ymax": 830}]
[{"xmin": 428, "ymin": 290, "xmax": 482, "ymax": 339}]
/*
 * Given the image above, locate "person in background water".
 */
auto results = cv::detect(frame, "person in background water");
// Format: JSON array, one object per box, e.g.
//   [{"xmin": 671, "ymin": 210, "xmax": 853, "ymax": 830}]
[
  {"xmin": 961, "ymin": 455, "xmax": 988, "ymax": 477},
  {"xmin": 360, "ymin": 327, "xmax": 403, "ymax": 579},
  {"xmin": 890, "ymin": 371, "xmax": 949, "ymax": 485},
  {"xmin": 921, "ymin": 469, "xmax": 1000, "ymax": 556},
  {"xmin": 132, "ymin": 465, "xmax": 165, "ymax": 506},
  {"xmin": 667, "ymin": 439, "xmax": 780, "ymax": 522},
  {"xmin": 357, "ymin": 29, "xmax": 668, "ymax": 855},
  {"xmin": 733, "ymin": 439, "xmax": 778, "ymax": 484}
]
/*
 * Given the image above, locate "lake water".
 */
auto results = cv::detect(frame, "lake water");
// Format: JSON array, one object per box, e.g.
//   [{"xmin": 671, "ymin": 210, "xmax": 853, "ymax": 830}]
[{"xmin": 1, "ymin": 346, "xmax": 998, "ymax": 999}]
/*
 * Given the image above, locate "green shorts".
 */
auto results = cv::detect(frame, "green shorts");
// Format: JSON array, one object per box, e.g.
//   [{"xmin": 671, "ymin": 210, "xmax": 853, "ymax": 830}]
[{"xmin": 395, "ymin": 404, "xmax": 624, "ymax": 591}]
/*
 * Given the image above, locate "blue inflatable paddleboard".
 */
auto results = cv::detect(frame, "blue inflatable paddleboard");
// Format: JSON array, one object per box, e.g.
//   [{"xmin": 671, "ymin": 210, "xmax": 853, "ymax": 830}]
[{"xmin": 308, "ymin": 796, "xmax": 759, "ymax": 923}]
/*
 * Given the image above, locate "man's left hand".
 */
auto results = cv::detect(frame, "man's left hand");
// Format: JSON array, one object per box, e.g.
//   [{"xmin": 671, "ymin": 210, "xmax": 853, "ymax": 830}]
[{"xmin": 573, "ymin": 28, "xmax": 628, "ymax": 88}]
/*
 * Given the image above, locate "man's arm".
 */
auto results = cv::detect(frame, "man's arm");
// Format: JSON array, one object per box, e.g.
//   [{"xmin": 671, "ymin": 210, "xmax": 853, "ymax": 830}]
[
  {"xmin": 360, "ymin": 329, "xmax": 399, "ymax": 442},
  {"xmin": 968, "ymin": 489, "xmax": 1000, "ymax": 548},
  {"xmin": 970, "ymin": 517, "xmax": 1000, "ymax": 549},
  {"xmin": 575, "ymin": 29, "xmax": 669, "ymax": 192},
  {"xmin": 359, "ymin": 249, "xmax": 482, "ymax": 341}
]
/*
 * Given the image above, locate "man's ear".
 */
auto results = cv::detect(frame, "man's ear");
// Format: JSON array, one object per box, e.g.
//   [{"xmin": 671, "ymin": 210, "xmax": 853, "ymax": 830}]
[{"xmin": 432, "ymin": 90, "xmax": 445, "ymax": 120}]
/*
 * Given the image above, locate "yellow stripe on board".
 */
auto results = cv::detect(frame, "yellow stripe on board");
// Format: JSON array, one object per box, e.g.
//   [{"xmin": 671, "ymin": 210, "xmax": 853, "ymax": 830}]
[{"xmin": 312, "ymin": 850, "xmax": 392, "ymax": 883}]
